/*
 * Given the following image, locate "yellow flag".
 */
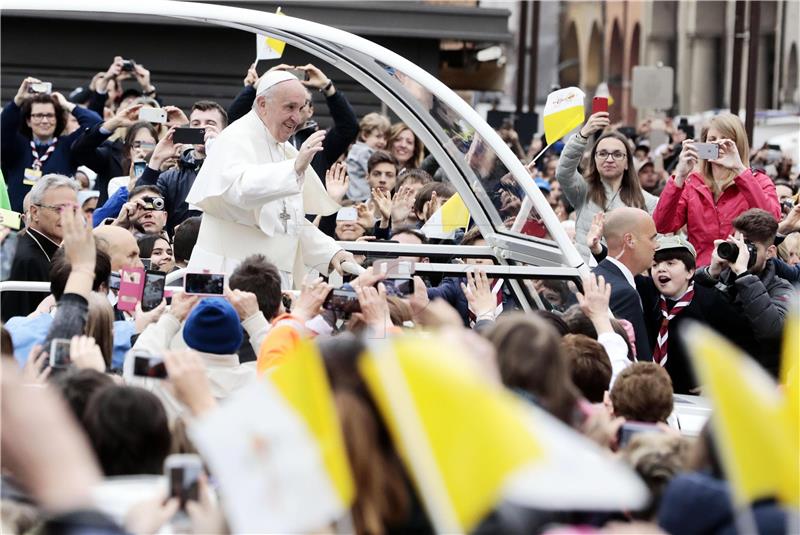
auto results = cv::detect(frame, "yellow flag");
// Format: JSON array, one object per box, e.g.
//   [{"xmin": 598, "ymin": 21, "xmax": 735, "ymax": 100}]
[
  {"xmin": 542, "ymin": 87, "xmax": 586, "ymax": 144},
  {"xmin": 359, "ymin": 336, "xmax": 543, "ymax": 532},
  {"xmin": 419, "ymin": 193, "xmax": 470, "ymax": 239},
  {"xmin": 256, "ymin": 8, "xmax": 287, "ymax": 60},
  {"xmin": 686, "ymin": 323, "xmax": 799, "ymax": 508},
  {"xmin": 269, "ymin": 339, "xmax": 355, "ymax": 508}
]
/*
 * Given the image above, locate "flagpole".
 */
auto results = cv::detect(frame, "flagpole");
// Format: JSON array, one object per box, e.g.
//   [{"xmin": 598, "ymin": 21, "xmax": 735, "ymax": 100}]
[
  {"xmin": 365, "ymin": 339, "xmax": 461, "ymax": 534},
  {"xmin": 510, "ymin": 142, "xmax": 554, "ymax": 233}
]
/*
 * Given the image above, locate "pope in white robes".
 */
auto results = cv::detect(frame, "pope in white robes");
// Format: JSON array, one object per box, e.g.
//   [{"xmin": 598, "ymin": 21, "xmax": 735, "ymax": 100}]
[{"xmin": 185, "ymin": 71, "xmax": 355, "ymax": 288}]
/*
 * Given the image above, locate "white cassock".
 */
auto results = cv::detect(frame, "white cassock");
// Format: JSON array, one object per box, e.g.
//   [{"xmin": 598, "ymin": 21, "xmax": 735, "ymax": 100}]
[{"xmin": 185, "ymin": 109, "xmax": 341, "ymax": 288}]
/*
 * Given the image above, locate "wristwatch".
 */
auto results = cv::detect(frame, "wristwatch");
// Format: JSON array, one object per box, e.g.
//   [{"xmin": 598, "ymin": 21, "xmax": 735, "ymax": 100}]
[{"xmin": 320, "ymin": 80, "xmax": 333, "ymax": 94}]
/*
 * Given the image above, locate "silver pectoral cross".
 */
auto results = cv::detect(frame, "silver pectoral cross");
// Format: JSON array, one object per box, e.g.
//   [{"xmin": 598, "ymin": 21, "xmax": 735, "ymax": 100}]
[{"xmin": 279, "ymin": 200, "xmax": 291, "ymax": 233}]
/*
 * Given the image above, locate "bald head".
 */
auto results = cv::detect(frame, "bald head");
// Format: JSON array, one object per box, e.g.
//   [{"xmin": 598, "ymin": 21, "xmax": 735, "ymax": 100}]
[
  {"xmin": 94, "ymin": 225, "xmax": 142, "ymax": 272},
  {"xmin": 603, "ymin": 207, "xmax": 658, "ymax": 274}
]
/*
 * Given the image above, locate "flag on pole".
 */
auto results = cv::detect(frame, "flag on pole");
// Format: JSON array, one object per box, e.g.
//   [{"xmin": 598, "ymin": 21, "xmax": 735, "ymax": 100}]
[
  {"xmin": 358, "ymin": 335, "xmax": 649, "ymax": 533},
  {"xmin": 268, "ymin": 339, "xmax": 355, "ymax": 509},
  {"xmin": 685, "ymin": 322, "xmax": 799, "ymax": 508},
  {"xmin": 542, "ymin": 87, "xmax": 586, "ymax": 144},
  {"xmin": 256, "ymin": 7, "xmax": 286, "ymax": 60},
  {"xmin": 419, "ymin": 193, "xmax": 470, "ymax": 240}
]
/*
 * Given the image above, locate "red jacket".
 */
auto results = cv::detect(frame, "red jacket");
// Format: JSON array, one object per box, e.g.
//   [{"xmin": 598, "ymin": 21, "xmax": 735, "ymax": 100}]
[{"xmin": 653, "ymin": 168, "xmax": 780, "ymax": 266}]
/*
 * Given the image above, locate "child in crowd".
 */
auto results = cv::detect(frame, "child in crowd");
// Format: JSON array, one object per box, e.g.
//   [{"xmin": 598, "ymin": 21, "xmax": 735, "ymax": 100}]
[{"xmin": 346, "ymin": 112, "xmax": 391, "ymax": 203}]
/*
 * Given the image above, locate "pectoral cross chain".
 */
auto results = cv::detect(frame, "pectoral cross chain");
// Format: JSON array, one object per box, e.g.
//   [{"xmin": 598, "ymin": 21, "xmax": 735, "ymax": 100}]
[{"xmin": 279, "ymin": 201, "xmax": 291, "ymax": 233}]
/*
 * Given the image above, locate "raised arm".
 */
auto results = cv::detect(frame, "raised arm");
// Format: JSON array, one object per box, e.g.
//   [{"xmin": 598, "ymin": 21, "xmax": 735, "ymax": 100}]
[{"xmin": 554, "ymin": 112, "xmax": 609, "ymax": 208}]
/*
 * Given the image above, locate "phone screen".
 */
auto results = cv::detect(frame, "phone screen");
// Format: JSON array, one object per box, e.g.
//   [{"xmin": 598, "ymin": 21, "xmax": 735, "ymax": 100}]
[
  {"xmin": 133, "ymin": 161, "xmax": 147, "ymax": 178},
  {"xmin": 173, "ymin": 128, "xmax": 206, "ymax": 145},
  {"xmin": 109, "ymin": 272, "xmax": 121, "ymax": 291},
  {"xmin": 592, "ymin": 96, "xmax": 608, "ymax": 114},
  {"xmin": 133, "ymin": 354, "xmax": 168, "ymax": 378},
  {"xmin": 323, "ymin": 289, "xmax": 361, "ymax": 317},
  {"xmin": 184, "ymin": 273, "xmax": 225, "ymax": 295},
  {"xmin": 383, "ymin": 278, "xmax": 413, "ymax": 297},
  {"xmin": 617, "ymin": 422, "xmax": 662, "ymax": 447},
  {"xmin": 142, "ymin": 271, "xmax": 166, "ymax": 311},
  {"xmin": 49, "ymin": 339, "xmax": 72, "ymax": 369},
  {"xmin": 168, "ymin": 462, "xmax": 201, "ymax": 509}
]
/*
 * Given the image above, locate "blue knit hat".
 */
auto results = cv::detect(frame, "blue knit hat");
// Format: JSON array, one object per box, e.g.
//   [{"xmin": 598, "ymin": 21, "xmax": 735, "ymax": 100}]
[{"xmin": 182, "ymin": 298, "xmax": 243, "ymax": 355}]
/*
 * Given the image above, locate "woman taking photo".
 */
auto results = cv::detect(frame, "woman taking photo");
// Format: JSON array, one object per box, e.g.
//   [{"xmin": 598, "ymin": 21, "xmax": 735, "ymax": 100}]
[
  {"xmin": 1, "ymin": 77, "xmax": 102, "ymax": 211},
  {"xmin": 555, "ymin": 111, "xmax": 658, "ymax": 262},
  {"xmin": 386, "ymin": 122, "xmax": 424, "ymax": 171},
  {"xmin": 653, "ymin": 113, "xmax": 780, "ymax": 266}
]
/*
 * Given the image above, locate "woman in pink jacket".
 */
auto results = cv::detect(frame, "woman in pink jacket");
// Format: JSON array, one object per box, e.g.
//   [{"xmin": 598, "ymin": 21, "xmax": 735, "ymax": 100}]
[{"xmin": 653, "ymin": 113, "xmax": 780, "ymax": 266}]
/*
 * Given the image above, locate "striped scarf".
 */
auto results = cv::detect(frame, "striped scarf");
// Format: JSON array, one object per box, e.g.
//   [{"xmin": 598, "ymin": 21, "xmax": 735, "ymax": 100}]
[{"xmin": 652, "ymin": 283, "xmax": 695, "ymax": 366}]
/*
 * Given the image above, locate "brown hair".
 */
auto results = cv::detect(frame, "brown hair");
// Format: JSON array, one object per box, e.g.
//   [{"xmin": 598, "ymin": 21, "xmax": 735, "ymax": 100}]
[
  {"xmin": 20, "ymin": 94, "xmax": 67, "ymax": 139},
  {"xmin": 610, "ymin": 363, "xmax": 674, "ymax": 422},
  {"xmin": 397, "ymin": 168, "xmax": 433, "ymax": 189},
  {"xmin": 387, "ymin": 122, "xmax": 424, "ymax": 168},
  {"xmin": 86, "ymin": 292, "xmax": 115, "ymax": 369},
  {"xmin": 367, "ymin": 149, "xmax": 399, "ymax": 175},
  {"xmin": 191, "ymin": 100, "xmax": 228, "ymax": 127},
  {"xmin": 413, "ymin": 182, "xmax": 455, "ymax": 220},
  {"xmin": 121, "ymin": 121, "xmax": 159, "ymax": 175},
  {"xmin": 486, "ymin": 313, "xmax": 580, "ymax": 424},
  {"xmin": 320, "ymin": 335, "xmax": 411, "ymax": 535},
  {"xmin": 561, "ymin": 334, "xmax": 612, "ymax": 403},
  {"xmin": 584, "ymin": 131, "xmax": 646, "ymax": 210},
  {"xmin": 459, "ymin": 225, "xmax": 484, "ymax": 246},
  {"xmin": 700, "ymin": 113, "xmax": 750, "ymax": 198},
  {"xmin": 732, "ymin": 208, "xmax": 779, "ymax": 246}
]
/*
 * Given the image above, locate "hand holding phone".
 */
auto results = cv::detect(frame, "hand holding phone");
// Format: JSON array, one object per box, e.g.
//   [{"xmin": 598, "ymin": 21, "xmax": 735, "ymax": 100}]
[
  {"xmin": 142, "ymin": 271, "xmax": 166, "ymax": 312},
  {"xmin": 695, "ymin": 142, "xmax": 720, "ymax": 160},
  {"xmin": 49, "ymin": 339, "xmax": 72, "ymax": 369},
  {"xmin": 173, "ymin": 128, "xmax": 206, "ymax": 145},
  {"xmin": 118, "ymin": 267, "xmax": 145, "ymax": 312},
  {"xmin": 30, "ymin": 82, "xmax": 52, "ymax": 95},
  {"xmin": 592, "ymin": 96, "xmax": 608, "ymax": 114},
  {"xmin": 184, "ymin": 272, "xmax": 225, "ymax": 296},
  {"xmin": 165, "ymin": 454, "xmax": 202, "ymax": 510},
  {"xmin": 125, "ymin": 350, "xmax": 168, "ymax": 379},
  {"xmin": 138, "ymin": 107, "xmax": 167, "ymax": 124}
]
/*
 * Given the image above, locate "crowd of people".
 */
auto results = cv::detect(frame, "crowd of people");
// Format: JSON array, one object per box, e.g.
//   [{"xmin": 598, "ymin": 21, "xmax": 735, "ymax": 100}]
[{"xmin": 1, "ymin": 53, "xmax": 798, "ymax": 535}]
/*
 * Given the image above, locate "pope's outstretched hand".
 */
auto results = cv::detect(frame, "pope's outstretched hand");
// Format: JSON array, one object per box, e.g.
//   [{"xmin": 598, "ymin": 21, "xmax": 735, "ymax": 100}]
[{"xmin": 295, "ymin": 130, "xmax": 326, "ymax": 176}]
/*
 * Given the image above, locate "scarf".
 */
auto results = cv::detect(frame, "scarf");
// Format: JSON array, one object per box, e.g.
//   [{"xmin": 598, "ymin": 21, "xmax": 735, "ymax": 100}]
[{"xmin": 652, "ymin": 282, "xmax": 695, "ymax": 366}]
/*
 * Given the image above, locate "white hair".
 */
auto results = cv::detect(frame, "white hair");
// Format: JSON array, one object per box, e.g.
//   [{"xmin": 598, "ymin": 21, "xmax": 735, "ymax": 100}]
[{"xmin": 29, "ymin": 173, "xmax": 79, "ymax": 206}]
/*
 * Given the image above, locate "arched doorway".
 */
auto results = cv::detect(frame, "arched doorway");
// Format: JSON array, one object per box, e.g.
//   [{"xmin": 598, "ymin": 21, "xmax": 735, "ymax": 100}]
[
  {"xmin": 608, "ymin": 19, "xmax": 624, "ymax": 122},
  {"xmin": 585, "ymin": 22, "xmax": 603, "ymax": 91},
  {"xmin": 559, "ymin": 20, "xmax": 581, "ymax": 88}
]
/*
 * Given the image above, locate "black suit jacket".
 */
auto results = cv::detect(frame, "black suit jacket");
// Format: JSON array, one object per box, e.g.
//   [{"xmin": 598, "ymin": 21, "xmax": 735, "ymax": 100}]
[{"xmin": 592, "ymin": 259, "xmax": 652, "ymax": 361}]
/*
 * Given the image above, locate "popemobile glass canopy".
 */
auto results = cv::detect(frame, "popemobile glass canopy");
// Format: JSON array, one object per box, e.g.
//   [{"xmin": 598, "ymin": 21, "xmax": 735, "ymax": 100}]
[{"xmin": 6, "ymin": 0, "xmax": 591, "ymax": 311}]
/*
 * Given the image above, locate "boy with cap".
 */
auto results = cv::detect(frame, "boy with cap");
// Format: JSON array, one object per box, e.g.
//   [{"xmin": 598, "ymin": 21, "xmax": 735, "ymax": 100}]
[{"xmin": 637, "ymin": 235, "xmax": 742, "ymax": 393}]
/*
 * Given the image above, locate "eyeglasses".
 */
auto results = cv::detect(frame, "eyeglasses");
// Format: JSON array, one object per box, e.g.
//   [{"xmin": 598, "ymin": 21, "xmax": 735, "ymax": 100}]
[
  {"xmin": 30, "ymin": 113, "xmax": 56, "ymax": 121},
  {"xmin": 132, "ymin": 141, "xmax": 156, "ymax": 150},
  {"xmin": 595, "ymin": 150, "xmax": 627, "ymax": 161},
  {"xmin": 35, "ymin": 203, "xmax": 76, "ymax": 212}
]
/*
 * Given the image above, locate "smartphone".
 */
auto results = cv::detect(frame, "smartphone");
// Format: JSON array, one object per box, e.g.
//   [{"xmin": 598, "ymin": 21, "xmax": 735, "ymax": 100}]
[
  {"xmin": 49, "ymin": 338, "xmax": 72, "ymax": 369},
  {"xmin": 287, "ymin": 68, "xmax": 309, "ymax": 81},
  {"xmin": 164, "ymin": 454, "xmax": 202, "ymax": 510},
  {"xmin": 138, "ymin": 107, "xmax": 167, "ymax": 124},
  {"xmin": 382, "ymin": 278, "xmax": 413, "ymax": 298},
  {"xmin": 617, "ymin": 421, "xmax": 663, "ymax": 447},
  {"xmin": 30, "ymin": 82, "xmax": 52, "ymax": 94},
  {"xmin": 128, "ymin": 350, "xmax": 168, "ymax": 379},
  {"xmin": 323, "ymin": 288, "xmax": 361, "ymax": 317},
  {"xmin": 695, "ymin": 142, "xmax": 720, "ymax": 160},
  {"xmin": 108, "ymin": 272, "xmax": 121, "ymax": 292},
  {"xmin": 118, "ymin": 267, "xmax": 145, "ymax": 312},
  {"xmin": 0, "ymin": 208, "xmax": 22, "ymax": 230},
  {"xmin": 142, "ymin": 270, "xmax": 166, "ymax": 312},
  {"xmin": 592, "ymin": 96, "xmax": 608, "ymax": 114},
  {"xmin": 173, "ymin": 127, "xmax": 206, "ymax": 145},
  {"xmin": 121, "ymin": 59, "xmax": 136, "ymax": 72},
  {"xmin": 184, "ymin": 272, "xmax": 225, "ymax": 296},
  {"xmin": 133, "ymin": 160, "xmax": 147, "ymax": 178}
]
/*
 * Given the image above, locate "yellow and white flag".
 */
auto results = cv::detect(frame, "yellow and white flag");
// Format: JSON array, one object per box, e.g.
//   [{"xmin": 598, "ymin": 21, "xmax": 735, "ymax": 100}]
[
  {"xmin": 420, "ymin": 193, "xmax": 470, "ymax": 240},
  {"xmin": 359, "ymin": 335, "xmax": 648, "ymax": 533},
  {"xmin": 686, "ymin": 322, "xmax": 799, "ymax": 508},
  {"xmin": 543, "ymin": 87, "xmax": 586, "ymax": 144},
  {"xmin": 256, "ymin": 8, "xmax": 286, "ymax": 60}
]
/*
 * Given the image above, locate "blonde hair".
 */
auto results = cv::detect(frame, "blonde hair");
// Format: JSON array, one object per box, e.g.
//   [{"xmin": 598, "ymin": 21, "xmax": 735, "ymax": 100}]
[
  {"xmin": 358, "ymin": 112, "xmax": 390, "ymax": 141},
  {"xmin": 86, "ymin": 292, "xmax": 115, "ymax": 369},
  {"xmin": 387, "ymin": 122, "xmax": 424, "ymax": 168},
  {"xmin": 700, "ymin": 113, "xmax": 750, "ymax": 199}
]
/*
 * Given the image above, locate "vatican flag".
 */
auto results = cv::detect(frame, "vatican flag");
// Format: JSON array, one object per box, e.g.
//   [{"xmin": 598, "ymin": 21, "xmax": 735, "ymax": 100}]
[
  {"xmin": 685, "ymin": 321, "xmax": 799, "ymax": 508},
  {"xmin": 542, "ymin": 87, "xmax": 586, "ymax": 144},
  {"xmin": 419, "ymin": 193, "xmax": 471, "ymax": 240},
  {"xmin": 256, "ymin": 8, "xmax": 287, "ymax": 60}
]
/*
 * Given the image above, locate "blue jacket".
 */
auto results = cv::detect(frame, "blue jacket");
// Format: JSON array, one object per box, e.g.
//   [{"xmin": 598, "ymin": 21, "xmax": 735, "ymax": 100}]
[
  {"xmin": 92, "ymin": 186, "xmax": 128, "ymax": 227},
  {"xmin": 1, "ymin": 101, "xmax": 102, "ymax": 211},
  {"xmin": 135, "ymin": 148, "xmax": 202, "ymax": 235}
]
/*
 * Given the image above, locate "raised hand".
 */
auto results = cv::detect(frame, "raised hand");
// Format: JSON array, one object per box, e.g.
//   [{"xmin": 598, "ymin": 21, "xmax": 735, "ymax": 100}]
[
  {"xmin": 295, "ymin": 130, "xmax": 326, "ymax": 176},
  {"xmin": 354, "ymin": 283, "xmax": 392, "ymax": 334},
  {"xmin": 299, "ymin": 63, "xmax": 330, "ymax": 91},
  {"xmin": 70, "ymin": 335, "xmax": 106, "ymax": 372},
  {"xmin": 243, "ymin": 62, "xmax": 259, "ymax": 87},
  {"xmin": 579, "ymin": 111, "xmax": 610, "ymax": 138},
  {"xmin": 355, "ymin": 202, "xmax": 375, "ymax": 230},
  {"xmin": 586, "ymin": 211, "xmax": 605, "ymax": 254},
  {"xmin": 14, "ymin": 77, "xmax": 43, "ymax": 105},
  {"xmin": 372, "ymin": 188, "xmax": 393, "ymax": 221},
  {"xmin": 133, "ymin": 62, "xmax": 153, "ymax": 91},
  {"xmin": 21, "ymin": 345, "xmax": 51, "ymax": 385},
  {"xmin": 163, "ymin": 350, "xmax": 216, "ymax": 417},
  {"xmin": 673, "ymin": 139, "xmax": 699, "ymax": 186},
  {"xmin": 163, "ymin": 105, "xmax": 189, "ymax": 128},
  {"xmin": 291, "ymin": 277, "xmax": 332, "ymax": 321},
  {"xmin": 391, "ymin": 185, "xmax": 416, "ymax": 226},
  {"xmin": 461, "ymin": 268, "xmax": 496, "ymax": 318},
  {"xmin": 325, "ymin": 162, "xmax": 349, "ymax": 203},
  {"xmin": 224, "ymin": 287, "xmax": 260, "ymax": 321},
  {"xmin": 576, "ymin": 272, "xmax": 613, "ymax": 335},
  {"xmin": 148, "ymin": 127, "xmax": 177, "ymax": 170},
  {"xmin": 713, "ymin": 138, "xmax": 746, "ymax": 176}
]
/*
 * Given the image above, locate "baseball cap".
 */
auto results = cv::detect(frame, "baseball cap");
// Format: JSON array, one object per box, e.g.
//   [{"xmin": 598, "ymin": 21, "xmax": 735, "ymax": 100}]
[{"xmin": 656, "ymin": 234, "xmax": 697, "ymax": 259}]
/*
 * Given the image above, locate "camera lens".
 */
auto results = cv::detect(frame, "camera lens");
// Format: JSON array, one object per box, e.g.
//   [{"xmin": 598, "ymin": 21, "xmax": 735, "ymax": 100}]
[
  {"xmin": 153, "ymin": 197, "xmax": 165, "ymax": 211},
  {"xmin": 716, "ymin": 242, "xmax": 738, "ymax": 262}
]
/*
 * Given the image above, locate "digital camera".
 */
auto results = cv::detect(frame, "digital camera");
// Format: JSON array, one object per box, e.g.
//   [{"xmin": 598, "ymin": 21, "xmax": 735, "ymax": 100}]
[
  {"xmin": 142, "ymin": 196, "xmax": 165, "ymax": 211},
  {"xmin": 716, "ymin": 240, "xmax": 757, "ymax": 270}
]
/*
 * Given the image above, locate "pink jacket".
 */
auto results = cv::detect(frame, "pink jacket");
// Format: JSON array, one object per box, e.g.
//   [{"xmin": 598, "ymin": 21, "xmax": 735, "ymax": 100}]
[{"xmin": 653, "ymin": 168, "xmax": 780, "ymax": 266}]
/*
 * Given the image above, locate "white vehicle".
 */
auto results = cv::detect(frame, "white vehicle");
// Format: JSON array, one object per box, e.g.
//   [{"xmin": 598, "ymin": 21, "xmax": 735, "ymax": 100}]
[{"xmin": 2, "ymin": 0, "xmax": 709, "ymax": 431}]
